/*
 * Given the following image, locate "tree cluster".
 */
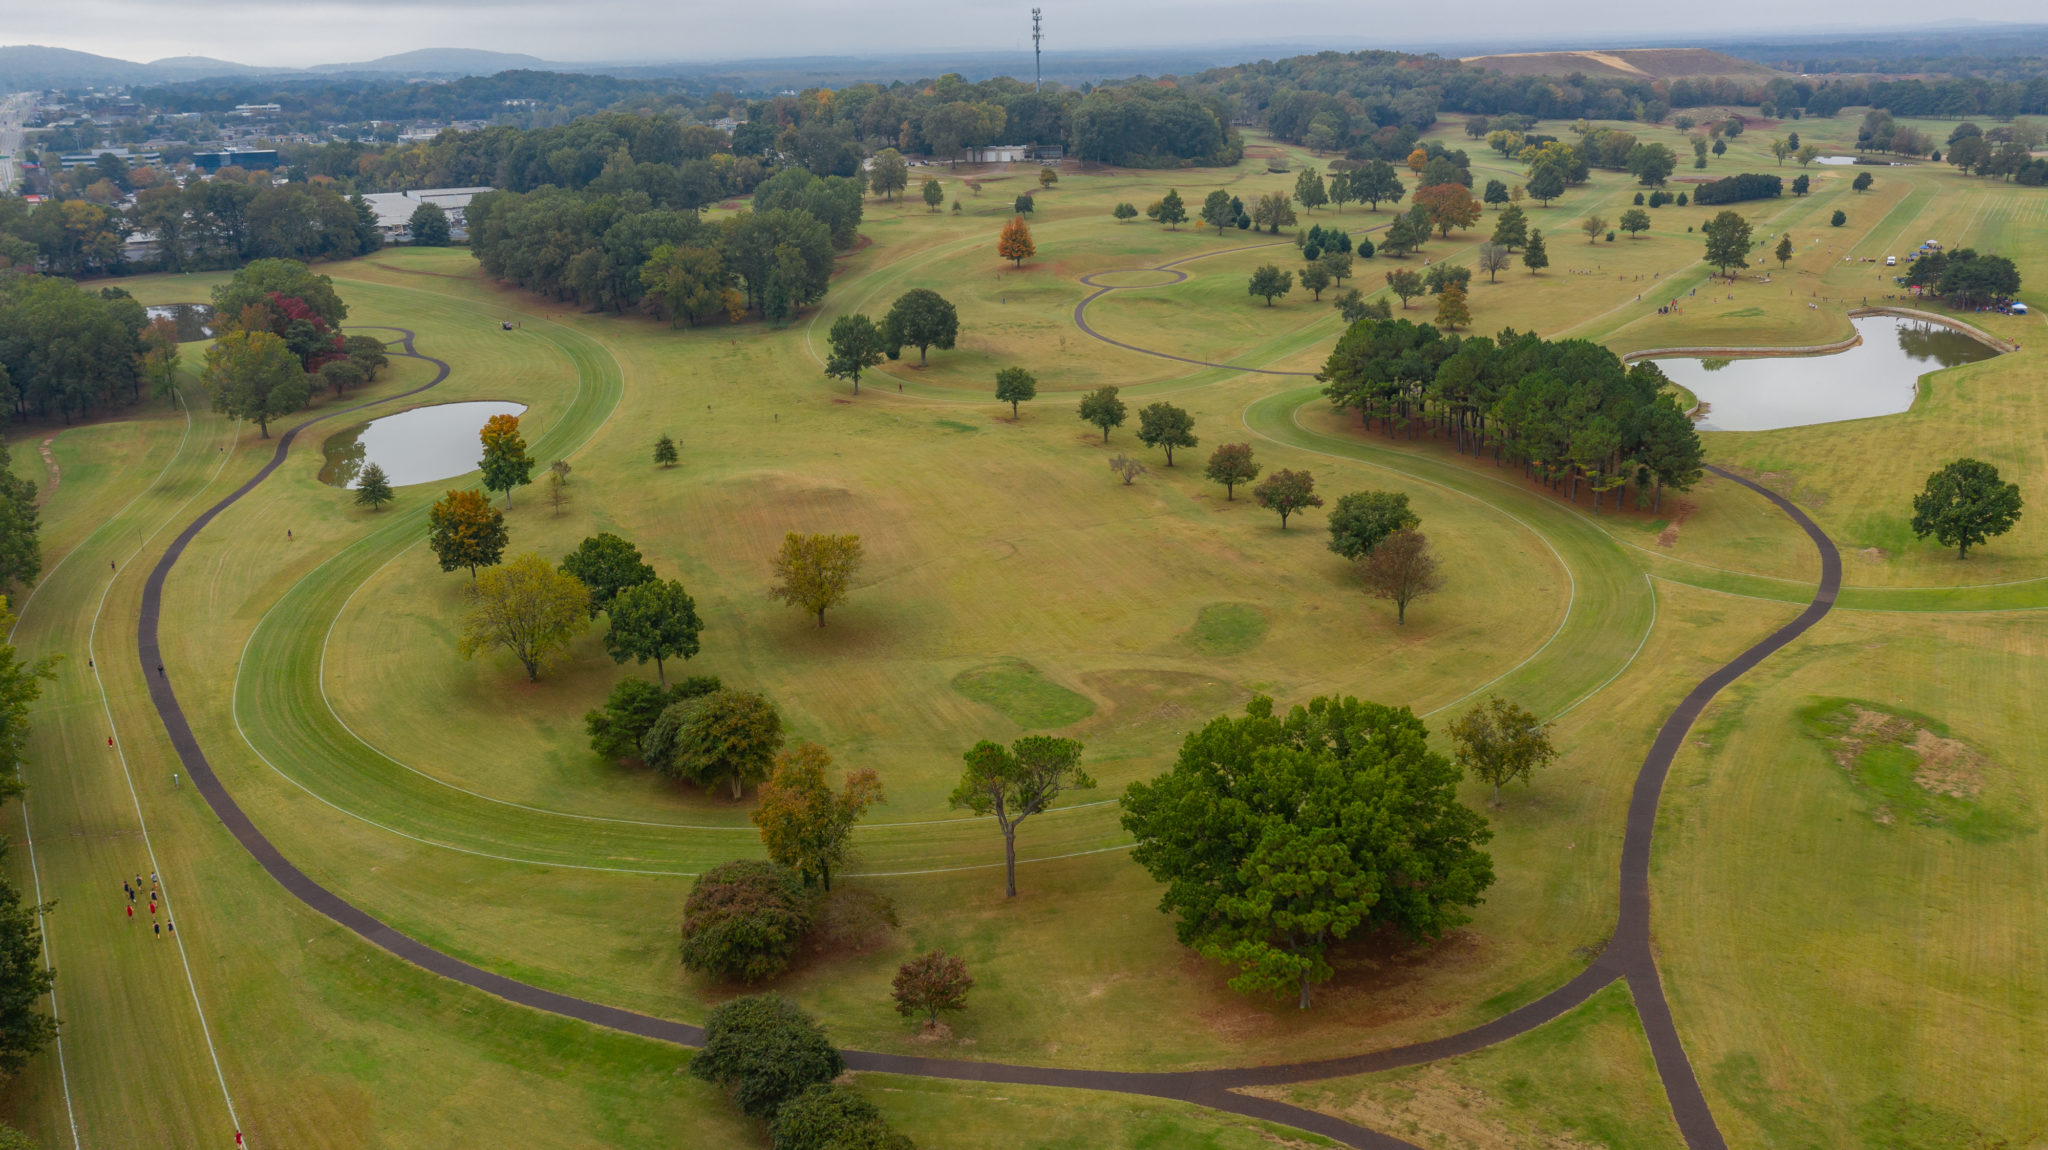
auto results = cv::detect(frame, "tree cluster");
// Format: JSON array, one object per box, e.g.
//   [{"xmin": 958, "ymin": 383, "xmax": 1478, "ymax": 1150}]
[
  {"xmin": 1319, "ymin": 319, "xmax": 1704, "ymax": 512},
  {"xmin": 1691, "ymin": 173, "xmax": 1784, "ymax": 206},
  {"xmin": 1903, "ymin": 248, "xmax": 2023, "ymax": 307},
  {"xmin": 0, "ymin": 272, "xmax": 148, "ymax": 422}
]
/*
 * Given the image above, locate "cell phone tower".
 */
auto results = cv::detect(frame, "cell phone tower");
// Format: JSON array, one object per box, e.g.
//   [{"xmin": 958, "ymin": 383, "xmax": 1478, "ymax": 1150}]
[{"xmin": 1032, "ymin": 8, "xmax": 1044, "ymax": 93}]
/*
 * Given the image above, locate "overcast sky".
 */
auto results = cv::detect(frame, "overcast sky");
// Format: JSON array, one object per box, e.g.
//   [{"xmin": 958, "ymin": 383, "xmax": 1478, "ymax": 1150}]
[{"xmin": 6, "ymin": 0, "xmax": 2045, "ymax": 67}]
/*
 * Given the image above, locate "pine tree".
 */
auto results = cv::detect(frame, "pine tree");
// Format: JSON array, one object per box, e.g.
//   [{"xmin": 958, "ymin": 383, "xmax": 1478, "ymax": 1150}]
[
  {"xmin": 353, "ymin": 463, "xmax": 394, "ymax": 512},
  {"xmin": 1521, "ymin": 228, "xmax": 1550, "ymax": 274},
  {"xmin": 654, "ymin": 435, "xmax": 679, "ymax": 468}
]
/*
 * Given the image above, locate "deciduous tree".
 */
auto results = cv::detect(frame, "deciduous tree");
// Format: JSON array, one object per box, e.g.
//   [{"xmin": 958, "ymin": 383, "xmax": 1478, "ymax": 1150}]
[
  {"xmin": 640, "ymin": 244, "xmax": 730, "ymax": 328},
  {"xmin": 560, "ymin": 532, "xmax": 655, "ymax": 616},
  {"xmin": 0, "ymin": 448, "xmax": 40, "ymax": 600},
  {"xmin": 1120, "ymin": 694, "xmax": 1494, "ymax": 1009},
  {"xmin": 1357, "ymin": 527, "xmax": 1441, "ymax": 623},
  {"xmin": 204, "ymin": 329, "xmax": 308, "ymax": 438},
  {"xmin": 1205, "ymin": 443, "xmax": 1260, "ymax": 500},
  {"xmin": 1254, "ymin": 468, "xmax": 1322, "ymax": 529},
  {"xmin": 1413, "ymin": 183, "xmax": 1480, "ymax": 237},
  {"xmin": 1580, "ymin": 214, "xmax": 1608, "ymax": 244},
  {"xmin": 1294, "ymin": 167, "xmax": 1328, "ymax": 213},
  {"xmin": 644, "ymin": 688, "xmax": 784, "ymax": 796},
  {"xmin": 996, "ymin": 215, "xmax": 1035, "ymax": 266},
  {"xmin": 769, "ymin": 532, "xmax": 865, "ymax": 627},
  {"xmin": 604, "ymin": 578, "xmax": 702, "ymax": 684},
  {"xmin": 1298, "ymin": 262, "xmax": 1332, "ymax": 300},
  {"xmin": 478, "ymin": 413, "xmax": 534, "ymax": 507},
  {"xmin": 994, "ymin": 366, "xmax": 1037, "ymax": 418},
  {"xmin": 1326, "ymin": 490, "xmax": 1419, "ymax": 560},
  {"xmin": 139, "ymin": 316, "xmax": 181, "ymax": 406},
  {"xmin": 1152, "ymin": 188, "xmax": 1187, "ymax": 228},
  {"xmin": 1526, "ymin": 165, "xmax": 1565, "ymax": 206},
  {"xmin": 1702, "ymin": 209, "xmax": 1754, "ymax": 276},
  {"xmin": 1489, "ymin": 203, "xmax": 1528, "ymax": 250},
  {"xmin": 1251, "ymin": 191, "xmax": 1296, "ymax": 233},
  {"xmin": 869, "ymin": 148, "xmax": 909, "ymax": 200},
  {"xmin": 772, "ymin": 1086, "xmax": 912, "ymax": 1150},
  {"xmin": 1775, "ymin": 234, "xmax": 1794, "ymax": 267},
  {"xmin": 752, "ymin": 741, "xmax": 884, "ymax": 891},
  {"xmin": 427, "ymin": 489, "xmax": 507, "ymax": 580},
  {"xmin": 458, "ymin": 552, "xmax": 591, "ymax": 680},
  {"xmin": 921, "ymin": 178, "xmax": 944, "ymax": 211},
  {"xmin": 654, "ymin": 434, "xmax": 679, "ymax": 467},
  {"xmin": 1136, "ymin": 402, "xmax": 1197, "ymax": 465},
  {"xmin": 1447, "ymin": 696, "xmax": 1557, "ymax": 805},
  {"xmin": 891, "ymin": 951, "xmax": 972, "ymax": 1030},
  {"xmin": 679, "ymin": 861, "xmax": 812, "ymax": 984},
  {"xmin": 951, "ymin": 736, "xmax": 1095, "ymax": 897},
  {"xmin": 1077, "ymin": 386, "xmax": 1127, "ymax": 442},
  {"xmin": 1619, "ymin": 208, "xmax": 1651, "ymax": 238},
  {"xmin": 1475, "ymin": 243, "xmax": 1511, "ymax": 282},
  {"xmin": 690, "ymin": 995, "xmax": 842, "ymax": 1118},
  {"xmin": 1385, "ymin": 267, "xmax": 1425, "ymax": 308},
  {"xmin": 1911, "ymin": 459, "xmax": 2023, "ymax": 558},
  {"xmin": 1248, "ymin": 264, "xmax": 1294, "ymax": 306},
  {"xmin": 1112, "ymin": 202, "xmax": 1139, "ymax": 222},
  {"xmin": 1351, "ymin": 160, "xmax": 1405, "ymax": 210},
  {"xmin": 1433, "ymin": 282, "xmax": 1471, "ymax": 329},
  {"xmin": 825, "ymin": 313, "xmax": 885, "ymax": 394},
  {"xmin": 881, "ymin": 288, "xmax": 959, "ymax": 366}
]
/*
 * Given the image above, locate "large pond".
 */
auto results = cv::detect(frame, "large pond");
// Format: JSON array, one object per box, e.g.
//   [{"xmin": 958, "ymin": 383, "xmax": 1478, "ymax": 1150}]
[
  {"xmin": 321, "ymin": 401, "xmax": 527, "ymax": 488},
  {"xmin": 1652, "ymin": 315, "xmax": 1999, "ymax": 431}
]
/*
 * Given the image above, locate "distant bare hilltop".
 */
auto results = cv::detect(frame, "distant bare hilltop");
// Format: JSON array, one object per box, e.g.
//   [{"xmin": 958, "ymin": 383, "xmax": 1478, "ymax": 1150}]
[{"xmin": 1460, "ymin": 48, "xmax": 1783, "ymax": 81}]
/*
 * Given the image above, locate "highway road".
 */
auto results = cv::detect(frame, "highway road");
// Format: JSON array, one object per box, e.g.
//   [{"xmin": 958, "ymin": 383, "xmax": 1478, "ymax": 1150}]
[{"xmin": 0, "ymin": 92, "xmax": 36, "ymax": 194}]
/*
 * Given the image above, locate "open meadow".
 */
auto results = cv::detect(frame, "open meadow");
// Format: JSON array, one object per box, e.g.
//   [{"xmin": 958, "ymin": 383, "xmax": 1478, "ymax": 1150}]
[{"xmin": 3, "ymin": 109, "xmax": 2044, "ymax": 1149}]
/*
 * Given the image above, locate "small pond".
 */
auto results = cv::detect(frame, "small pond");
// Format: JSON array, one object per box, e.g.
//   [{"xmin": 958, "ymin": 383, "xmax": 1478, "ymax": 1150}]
[
  {"xmin": 145, "ymin": 303, "xmax": 216, "ymax": 341},
  {"xmin": 320, "ymin": 401, "xmax": 527, "ymax": 488},
  {"xmin": 1815, "ymin": 155, "xmax": 1901, "ymax": 167},
  {"xmin": 1651, "ymin": 315, "xmax": 2000, "ymax": 432}
]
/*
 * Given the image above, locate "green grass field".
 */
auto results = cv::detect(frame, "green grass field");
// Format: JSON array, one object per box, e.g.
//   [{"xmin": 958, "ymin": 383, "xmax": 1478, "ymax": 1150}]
[{"xmin": 3, "ymin": 106, "xmax": 2043, "ymax": 1149}]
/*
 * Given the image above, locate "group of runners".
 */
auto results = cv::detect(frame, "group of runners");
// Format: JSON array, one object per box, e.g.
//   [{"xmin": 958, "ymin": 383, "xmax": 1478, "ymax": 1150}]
[{"xmin": 123, "ymin": 872, "xmax": 173, "ymax": 939}]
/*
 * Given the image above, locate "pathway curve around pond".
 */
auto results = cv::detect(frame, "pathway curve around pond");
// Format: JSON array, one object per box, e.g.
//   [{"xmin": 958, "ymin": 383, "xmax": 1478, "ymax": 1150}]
[{"xmin": 133, "ymin": 316, "xmax": 1833, "ymax": 1148}]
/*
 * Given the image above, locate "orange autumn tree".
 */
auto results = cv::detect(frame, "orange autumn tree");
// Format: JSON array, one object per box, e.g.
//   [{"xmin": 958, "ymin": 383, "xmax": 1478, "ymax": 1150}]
[
  {"xmin": 997, "ymin": 215, "xmax": 1036, "ymax": 267},
  {"xmin": 1413, "ymin": 183, "xmax": 1482, "ymax": 238},
  {"xmin": 751, "ymin": 742, "xmax": 885, "ymax": 890}
]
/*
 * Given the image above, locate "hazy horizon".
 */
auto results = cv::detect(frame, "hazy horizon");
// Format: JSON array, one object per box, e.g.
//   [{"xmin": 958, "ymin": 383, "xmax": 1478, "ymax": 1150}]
[{"xmin": 6, "ymin": 2, "xmax": 2048, "ymax": 72}]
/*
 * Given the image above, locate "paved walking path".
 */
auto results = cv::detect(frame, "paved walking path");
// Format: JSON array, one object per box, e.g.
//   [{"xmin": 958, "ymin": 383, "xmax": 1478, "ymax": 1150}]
[{"xmin": 132, "ymin": 320, "xmax": 1840, "ymax": 1148}]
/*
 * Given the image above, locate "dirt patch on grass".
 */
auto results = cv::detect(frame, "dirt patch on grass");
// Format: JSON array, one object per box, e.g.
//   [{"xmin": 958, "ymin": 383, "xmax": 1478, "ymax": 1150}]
[
  {"xmin": 1858, "ymin": 547, "xmax": 1889, "ymax": 563},
  {"xmin": 1245, "ymin": 1067, "xmax": 1604, "ymax": 1150},
  {"xmin": 1654, "ymin": 499, "xmax": 1697, "ymax": 547},
  {"xmin": 1908, "ymin": 728, "xmax": 1988, "ymax": 799},
  {"xmin": 1803, "ymin": 701, "xmax": 2024, "ymax": 840}
]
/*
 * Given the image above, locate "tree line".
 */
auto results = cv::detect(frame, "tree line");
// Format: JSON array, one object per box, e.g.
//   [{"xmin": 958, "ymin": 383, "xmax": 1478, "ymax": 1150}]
[{"xmin": 1319, "ymin": 318, "xmax": 1705, "ymax": 512}]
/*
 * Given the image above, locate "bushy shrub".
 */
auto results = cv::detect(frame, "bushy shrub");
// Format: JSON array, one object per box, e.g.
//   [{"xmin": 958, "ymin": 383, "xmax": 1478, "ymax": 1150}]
[
  {"xmin": 690, "ymin": 995, "xmax": 843, "ymax": 1119},
  {"xmin": 681, "ymin": 860, "xmax": 813, "ymax": 983},
  {"xmin": 771, "ymin": 1085, "xmax": 914, "ymax": 1150}
]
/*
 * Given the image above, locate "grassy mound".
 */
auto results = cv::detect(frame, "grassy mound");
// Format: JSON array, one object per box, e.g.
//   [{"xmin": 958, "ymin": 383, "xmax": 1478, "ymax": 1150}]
[{"xmin": 951, "ymin": 659, "xmax": 1096, "ymax": 728}]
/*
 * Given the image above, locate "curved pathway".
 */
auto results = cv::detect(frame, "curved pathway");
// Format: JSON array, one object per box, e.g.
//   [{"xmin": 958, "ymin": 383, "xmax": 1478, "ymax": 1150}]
[{"xmin": 131, "ymin": 314, "xmax": 1839, "ymax": 1146}]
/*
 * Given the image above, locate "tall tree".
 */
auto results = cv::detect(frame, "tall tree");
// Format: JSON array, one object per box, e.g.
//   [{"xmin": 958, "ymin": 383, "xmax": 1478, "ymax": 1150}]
[
  {"xmin": 1911, "ymin": 459, "xmax": 2023, "ymax": 558},
  {"xmin": 1521, "ymin": 228, "xmax": 1549, "ymax": 274},
  {"xmin": 1775, "ymin": 234, "xmax": 1794, "ymax": 267},
  {"xmin": 881, "ymin": 289, "xmax": 959, "ymax": 366},
  {"xmin": 1328, "ymin": 167, "xmax": 1355, "ymax": 212},
  {"xmin": 0, "ymin": 445, "xmax": 41, "ymax": 597},
  {"xmin": 1579, "ymin": 214, "xmax": 1609, "ymax": 244},
  {"xmin": 1326, "ymin": 490, "xmax": 1419, "ymax": 560},
  {"xmin": 640, "ymin": 244, "xmax": 730, "ymax": 328},
  {"xmin": 352, "ymin": 463, "xmax": 394, "ymax": 512},
  {"xmin": 1253, "ymin": 468, "xmax": 1323, "ymax": 529},
  {"xmin": 1413, "ymin": 183, "xmax": 1481, "ymax": 237},
  {"xmin": 825, "ymin": 313, "xmax": 885, "ymax": 394},
  {"xmin": 1475, "ymin": 243, "xmax": 1511, "ymax": 282},
  {"xmin": 1351, "ymin": 160, "xmax": 1405, "ymax": 210},
  {"xmin": 1618, "ymin": 208, "xmax": 1651, "ymax": 238},
  {"xmin": 997, "ymin": 215, "xmax": 1035, "ymax": 266},
  {"xmin": 1205, "ymin": 443, "xmax": 1261, "ymax": 500},
  {"xmin": 1447, "ymin": 696, "xmax": 1557, "ymax": 806},
  {"xmin": 1489, "ymin": 203, "xmax": 1528, "ymax": 250},
  {"xmin": 751, "ymin": 741, "xmax": 884, "ymax": 891},
  {"xmin": 1385, "ymin": 268, "xmax": 1425, "ymax": 308},
  {"xmin": 560, "ymin": 532, "xmax": 655, "ymax": 616},
  {"xmin": 1136, "ymin": 402, "xmax": 1198, "ymax": 466},
  {"xmin": 204, "ymin": 329, "xmax": 308, "ymax": 438},
  {"xmin": 654, "ymin": 434, "xmax": 680, "ymax": 467},
  {"xmin": 604, "ymin": 578, "xmax": 702, "ymax": 684},
  {"xmin": 408, "ymin": 201, "xmax": 452, "ymax": 247},
  {"xmin": 1120, "ymin": 694, "xmax": 1495, "ymax": 1009},
  {"xmin": 458, "ymin": 552, "xmax": 591, "ymax": 681},
  {"xmin": 921, "ymin": 178, "xmax": 944, "ymax": 211},
  {"xmin": 769, "ymin": 532, "xmax": 865, "ymax": 627},
  {"xmin": 1701, "ymin": 209, "xmax": 1753, "ymax": 277},
  {"xmin": 1199, "ymin": 188, "xmax": 1236, "ymax": 233},
  {"xmin": 869, "ymin": 148, "xmax": 910, "ymax": 200},
  {"xmin": 138, "ymin": 316, "xmax": 182, "ymax": 407},
  {"xmin": 1358, "ymin": 527, "xmax": 1441, "ymax": 624},
  {"xmin": 951, "ymin": 736, "xmax": 1095, "ymax": 898},
  {"xmin": 427, "ymin": 489, "xmax": 507, "ymax": 580},
  {"xmin": 1526, "ymin": 165, "xmax": 1565, "ymax": 206},
  {"xmin": 478, "ymin": 413, "xmax": 534, "ymax": 507},
  {"xmin": 1153, "ymin": 188, "xmax": 1188, "ymax": 229},
  {"xmin": 1077, "ymin": 386, "xmax": 1127, "ymax": 442},
  {"xmin": 994, "ymin": 367, "xmax": 1037, "ymax": 418},
  {"xmin": 0, "ymin": 598, "xmax": 61, "ymax": 805}
]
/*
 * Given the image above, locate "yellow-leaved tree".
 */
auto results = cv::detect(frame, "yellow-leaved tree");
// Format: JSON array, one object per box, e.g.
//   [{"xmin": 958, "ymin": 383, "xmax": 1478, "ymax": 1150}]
[
  {"xmin": 997, "ymin": 215, "xmax": 1035, "ymax": 267},
  {"xmin": 751, "ymin": 742, "xmax": 885, "ymax": 890},
  {"xmin": 768, "ymin": 533, "xmax": 864, "ymax": 628},
  {"xmin": 458, "ymin": 552, "xmax": 589, "ymax": 680}
]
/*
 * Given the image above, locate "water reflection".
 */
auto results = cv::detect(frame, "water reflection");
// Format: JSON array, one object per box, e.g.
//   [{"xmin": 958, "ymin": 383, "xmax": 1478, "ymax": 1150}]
[
  {"xmin": 144, "ymin": 303, "xmax": 216, "ymax": 341},
  {"xmin": 1651, "ymin": 316, "xmax": 1999, "ymax": 431},
  {"xmin": 320, "ymin": 401, "xmax": 528, "ymax": 488}
]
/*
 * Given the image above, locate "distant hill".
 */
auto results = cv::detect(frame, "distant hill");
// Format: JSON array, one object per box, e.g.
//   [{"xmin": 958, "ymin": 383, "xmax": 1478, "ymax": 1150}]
[
  {"xmin": 1460, "ymin": 48, "xmax": 1782, "ymax": 81},
  {"xmin": 309, "ymin": 48, "xmax": 555, "ymax": 76}
]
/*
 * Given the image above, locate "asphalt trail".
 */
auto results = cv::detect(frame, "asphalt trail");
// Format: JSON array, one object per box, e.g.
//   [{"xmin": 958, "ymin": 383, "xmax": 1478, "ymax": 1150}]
[{"xmin": 132, "ymin": 316, "xmax": 1840, "ymax": 1148}]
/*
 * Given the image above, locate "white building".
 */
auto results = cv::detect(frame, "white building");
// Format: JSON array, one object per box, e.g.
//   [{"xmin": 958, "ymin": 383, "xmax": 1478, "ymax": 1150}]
[{"xmin": 360, "ymin": 187, "xmax": 494, "ymax": 243}]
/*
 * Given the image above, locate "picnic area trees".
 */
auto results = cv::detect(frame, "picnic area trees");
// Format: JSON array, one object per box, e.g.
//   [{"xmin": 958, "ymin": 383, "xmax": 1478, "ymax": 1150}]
[
  {"xmin": 1120, "ymin": 694, "xmax": 1495, "ymax": 1009},
  {"xmin": 951, "ymin": 735, "xmax": 1095, "ymax": 897}
]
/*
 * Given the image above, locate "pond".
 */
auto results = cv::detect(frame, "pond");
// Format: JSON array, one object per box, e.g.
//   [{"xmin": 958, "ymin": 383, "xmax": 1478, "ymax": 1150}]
[
  {"xmin": 320, "ymin": 401, "xmax": 527, "ymax": 489},
  {"xmin": 1815, "ymin": 156, "xmax": 1901, "ymax": 167},
  {"xmin": 145, "ymin": 303, "xmax": 216, "ymax": 341},
  {"xmin": 1651, "ymin": 315, "xmax": 2000, "ymax": 432}
]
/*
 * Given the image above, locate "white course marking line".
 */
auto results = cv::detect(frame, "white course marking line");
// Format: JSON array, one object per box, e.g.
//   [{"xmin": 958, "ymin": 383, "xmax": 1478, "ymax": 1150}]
[
  {"xmin": 5, "ymin": 391, "xmax": 196, "ymax": 1149},
  {"xmin": 1551, "ymin": 574, "xmax": 1659, "ymax": 722},
  {"xmin": 84, "ymin": 413, "xmax": 243, "ymax": 1141}
]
